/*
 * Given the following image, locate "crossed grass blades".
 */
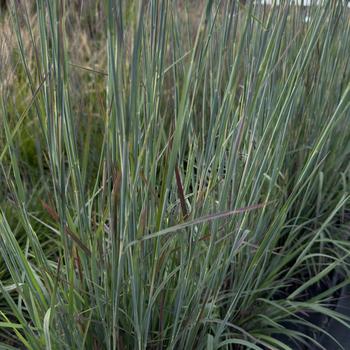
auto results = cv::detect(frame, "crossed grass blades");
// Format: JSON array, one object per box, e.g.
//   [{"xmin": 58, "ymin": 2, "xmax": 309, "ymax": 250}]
[{"xmin": 1, "ymin": 0, "xmax": 350, "ymax": 349}]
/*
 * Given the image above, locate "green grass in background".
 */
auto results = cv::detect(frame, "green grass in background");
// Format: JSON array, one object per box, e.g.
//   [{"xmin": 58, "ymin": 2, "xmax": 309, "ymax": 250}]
[{"xmin": 0, "ymin": 0, "xmax": 350, "ymax": 349}]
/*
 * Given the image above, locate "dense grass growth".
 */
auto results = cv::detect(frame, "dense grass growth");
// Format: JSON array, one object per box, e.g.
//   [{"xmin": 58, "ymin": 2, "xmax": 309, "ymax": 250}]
[{"xmin": 1, "ymin": 0, "xmax": 350, "ymax": 349}]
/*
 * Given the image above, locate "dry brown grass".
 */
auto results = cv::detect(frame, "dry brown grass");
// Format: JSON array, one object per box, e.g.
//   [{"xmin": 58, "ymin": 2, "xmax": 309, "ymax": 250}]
[
  {"xmin": 0, "ymin": 15, "xmax": 15, "ymax": 96},
  {"xmin": 0, "ymin": 0, "xmax": 208, "ymax": 98},
  {"xmin": 0, "ymin": 1, "xmax": 107, "ymax": 93}
]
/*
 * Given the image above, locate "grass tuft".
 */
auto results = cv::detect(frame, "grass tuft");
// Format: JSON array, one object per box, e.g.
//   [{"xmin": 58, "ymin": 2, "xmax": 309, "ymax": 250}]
[{"xmin": 1, "ymin": 1, "xmax": 350, "ymax": 349}]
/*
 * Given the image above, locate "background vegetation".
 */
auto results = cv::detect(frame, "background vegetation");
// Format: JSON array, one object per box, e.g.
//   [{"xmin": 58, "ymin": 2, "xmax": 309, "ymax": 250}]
[{"xmin": 1, "ymin": 0, "xmax": 350, "ymax": 349}]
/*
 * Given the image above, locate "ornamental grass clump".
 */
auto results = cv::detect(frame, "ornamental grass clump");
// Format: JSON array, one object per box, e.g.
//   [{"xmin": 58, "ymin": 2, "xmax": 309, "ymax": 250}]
[{"xmin": 0, "ymin": 1, "xmax": 350, "ymax": 349}]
